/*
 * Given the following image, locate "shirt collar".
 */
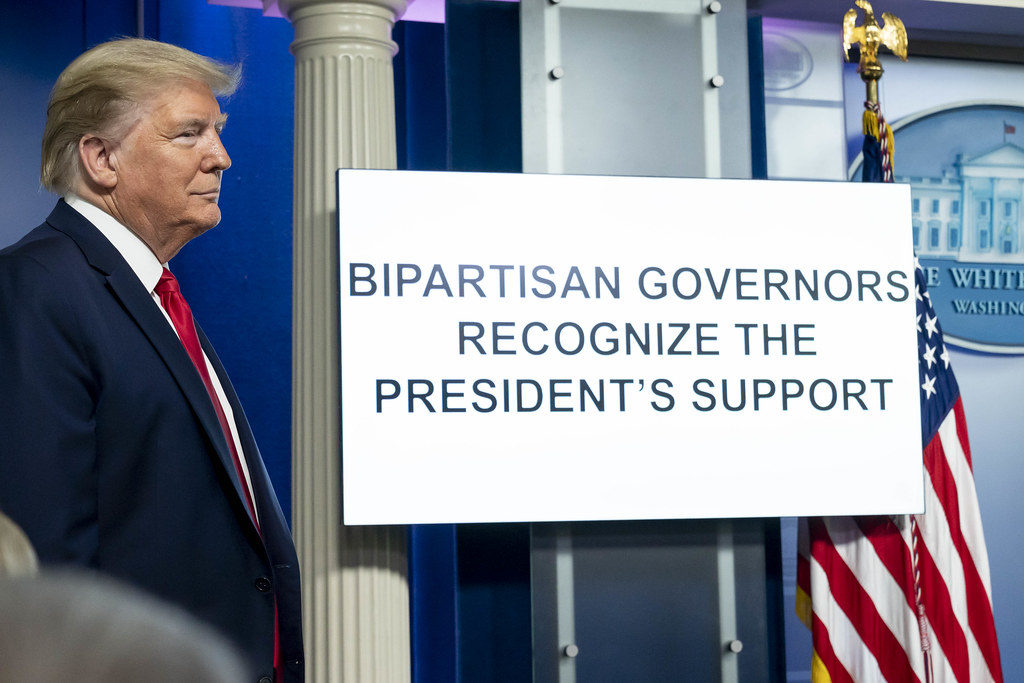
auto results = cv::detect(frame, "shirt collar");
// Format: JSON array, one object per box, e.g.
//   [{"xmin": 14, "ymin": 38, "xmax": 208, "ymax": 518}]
[{"xmin": 64, "ymin": 194, "xmax": 166, "ymax": 294}]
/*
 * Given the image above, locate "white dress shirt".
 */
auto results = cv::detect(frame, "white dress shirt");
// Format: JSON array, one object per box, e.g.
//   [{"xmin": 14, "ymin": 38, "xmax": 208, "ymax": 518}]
[{"xmin": 64, "ymin": 195, "xmax": 259, "ymax": 523}]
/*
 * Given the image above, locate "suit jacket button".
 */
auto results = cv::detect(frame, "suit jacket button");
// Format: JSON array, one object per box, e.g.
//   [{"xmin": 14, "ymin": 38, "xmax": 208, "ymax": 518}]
[
  {"xmin": 258, "ymin": 676, "xmax": 273, "ymax": 683},
  {"xmin": 255, "ymin": 576, "xmax": 273, "ymax": 592}
]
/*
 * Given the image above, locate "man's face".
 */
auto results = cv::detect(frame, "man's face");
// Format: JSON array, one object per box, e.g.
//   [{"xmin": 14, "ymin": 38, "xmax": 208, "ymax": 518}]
[{"xmin": 109, "ymin": 79, "xmax": 231, "ymax": 261}]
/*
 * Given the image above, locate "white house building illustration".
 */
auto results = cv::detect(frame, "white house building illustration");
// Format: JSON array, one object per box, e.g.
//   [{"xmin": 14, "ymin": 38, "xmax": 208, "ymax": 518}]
[{"xmin": 901, "ymin": 142, "xmax": 1024, "ymax": 263}]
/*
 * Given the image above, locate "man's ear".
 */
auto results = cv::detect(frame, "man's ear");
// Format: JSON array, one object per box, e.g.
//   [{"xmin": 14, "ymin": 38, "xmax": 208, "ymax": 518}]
[{"xmin": 78, "ymin": 135, "xmax": 118, "ymax": 190}]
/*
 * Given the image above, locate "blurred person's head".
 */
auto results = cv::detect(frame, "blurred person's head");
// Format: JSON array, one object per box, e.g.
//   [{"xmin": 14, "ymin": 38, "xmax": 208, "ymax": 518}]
[
  {"xmin": 0, "ymin": 571, "xmax": 249, "ymax": 682},
  {"xmin": 0, "ymin": 511, "xmax": 37, "ymax": 577}
]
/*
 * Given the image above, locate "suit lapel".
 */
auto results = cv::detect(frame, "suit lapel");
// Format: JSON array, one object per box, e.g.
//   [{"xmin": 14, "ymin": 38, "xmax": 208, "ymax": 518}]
[
  {"xmin": 46, "ymin": 201, "xmax": 262, "ymax": 543},
  {"xmin": 197, "ymin": 325, "xmax": 291, "ymax": 538}
]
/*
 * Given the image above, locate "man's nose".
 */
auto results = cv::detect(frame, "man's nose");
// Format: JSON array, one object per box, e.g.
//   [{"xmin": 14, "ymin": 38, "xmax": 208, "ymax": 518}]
[{"xmin": 203, "ymin": 132, "xmax": 231, "ymax": 172}]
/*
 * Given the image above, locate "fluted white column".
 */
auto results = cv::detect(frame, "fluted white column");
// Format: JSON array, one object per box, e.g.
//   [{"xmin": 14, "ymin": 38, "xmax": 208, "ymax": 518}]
[{"xmin": 276, "ymin": 1, "xmax": 409, "ymax": 681}]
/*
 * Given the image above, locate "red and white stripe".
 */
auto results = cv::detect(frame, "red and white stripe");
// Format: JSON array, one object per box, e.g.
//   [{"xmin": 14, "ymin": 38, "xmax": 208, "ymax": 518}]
[{"xmin": 797, "ymin": 397, "xmax": 1003, "ymax": 682}]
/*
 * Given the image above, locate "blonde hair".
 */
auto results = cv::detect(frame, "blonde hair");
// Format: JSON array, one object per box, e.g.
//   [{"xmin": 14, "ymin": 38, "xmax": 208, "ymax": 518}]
[
  {"xmin": 0, "ymin": 512, "xmax": 38, "ymax": 578},
  {"xmin": 41, "ymin": 38, "xmax": 240, "ymax": 196}
]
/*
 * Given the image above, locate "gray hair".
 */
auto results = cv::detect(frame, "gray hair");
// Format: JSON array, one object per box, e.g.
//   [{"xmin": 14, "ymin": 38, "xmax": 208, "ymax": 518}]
[
  {"xmin": 41, "ymin": 38, "xmax": 240, "ymax": 196},
  {"xmin": 0, "ymin": 571, "xmax": 249, "ymax": 682},
  {"xmin": 0, "ymin": 511, "xmax": 38, "ymax": 578}
]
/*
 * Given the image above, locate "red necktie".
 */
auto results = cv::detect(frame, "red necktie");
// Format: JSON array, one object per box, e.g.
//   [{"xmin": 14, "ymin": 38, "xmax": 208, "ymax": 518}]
[
  {"xmin": 154, "ymin": 269, "xmax": 282, "ymax": 680},
  {"xmin": 155, "ymin": 268, "xmax": 259, "ymax": 526}
]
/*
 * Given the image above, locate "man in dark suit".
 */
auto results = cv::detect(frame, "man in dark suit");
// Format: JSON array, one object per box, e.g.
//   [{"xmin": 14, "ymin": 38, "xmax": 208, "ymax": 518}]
[{"xmin": 0, "ymin": 38, "xmax": 303, "ymax": 683}]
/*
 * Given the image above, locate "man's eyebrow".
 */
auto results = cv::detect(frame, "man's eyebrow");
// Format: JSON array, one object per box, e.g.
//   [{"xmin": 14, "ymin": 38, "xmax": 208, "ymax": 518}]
[{"xmin": 177, "ymin": 114, "xmax": 229, "ymax": 129}]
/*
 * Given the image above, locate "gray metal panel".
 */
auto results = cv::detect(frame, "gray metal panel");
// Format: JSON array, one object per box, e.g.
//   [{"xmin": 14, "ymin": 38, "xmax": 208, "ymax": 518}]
[
  {"xmin": 716, "ymin": 1, "xmax": 754, "ymax": 179},
  {"xmin": 522, "ymin": 0, "xmax": 753, "ymax": 179},
  {"xmin": 532, "ymin": 520, "xmax": 772, "ymax": 683},
  {"xmin": 557, "ymin": 7, "xmax": 705, "ymax": 177}
]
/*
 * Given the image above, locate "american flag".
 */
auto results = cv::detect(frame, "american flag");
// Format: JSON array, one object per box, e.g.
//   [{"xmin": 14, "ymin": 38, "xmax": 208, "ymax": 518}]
[{"xmin": 796, "ymin": 259, "xmax": 1003, "ymax": 682}]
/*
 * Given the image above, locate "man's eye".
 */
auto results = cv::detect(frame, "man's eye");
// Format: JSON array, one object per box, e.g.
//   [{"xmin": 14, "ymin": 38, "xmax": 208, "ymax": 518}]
[{"xmin": 179, "ymin": 130, "xmax": 198, "ymax": 138}]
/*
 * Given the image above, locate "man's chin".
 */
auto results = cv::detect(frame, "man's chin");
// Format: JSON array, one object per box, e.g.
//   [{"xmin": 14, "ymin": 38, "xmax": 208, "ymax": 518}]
[
  {"xmin": 196, "ymin": 207, "xmax": 223, "ymax": 233},
  {"xmin": 181, "ymin": 213, "xmax": 222, "ymax": 246}
]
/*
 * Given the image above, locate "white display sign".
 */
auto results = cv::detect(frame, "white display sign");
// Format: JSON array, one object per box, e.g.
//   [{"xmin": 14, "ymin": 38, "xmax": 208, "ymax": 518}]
[{"xmin": 337, "ymin": 170, "xmax": 923, "ymax": 525}]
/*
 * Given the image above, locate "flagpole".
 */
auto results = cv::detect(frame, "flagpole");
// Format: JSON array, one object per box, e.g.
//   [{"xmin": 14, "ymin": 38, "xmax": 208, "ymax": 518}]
[
  {"xmin": 841, "ymin": 5, "xmax": 936, "ymax": 682},
  {"xmin": 866, "ymin": 78, "xmax": 878, "ymax": 106},
  {"xmin": 862, "ymin": 58, "xmax": 881, "ymax": 106},
  {"xmin": 843, "ymin": 1, "xmax": 907, "ymax": 182}
]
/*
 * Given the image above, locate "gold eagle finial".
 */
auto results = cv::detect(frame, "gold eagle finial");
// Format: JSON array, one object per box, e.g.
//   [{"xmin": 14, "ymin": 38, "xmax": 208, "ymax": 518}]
[
  {"xmin": 843, "ymin": 1, "xmax": 908, "ymax": 65},
  {"xmin": 842, "ymin": 1, "xmax": 907, "ymax": 103}
]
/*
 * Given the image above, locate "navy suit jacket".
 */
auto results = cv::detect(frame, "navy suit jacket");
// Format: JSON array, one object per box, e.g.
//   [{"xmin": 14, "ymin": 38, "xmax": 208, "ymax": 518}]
[{"xmin": 0, "ymin": 200, "xmax": 303, "ymax": 682}]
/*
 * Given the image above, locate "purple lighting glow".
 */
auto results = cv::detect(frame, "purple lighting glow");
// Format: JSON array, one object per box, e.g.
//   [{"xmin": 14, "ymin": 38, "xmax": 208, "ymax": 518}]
[{"xmin": 207, "ymin": 0, "xmax": 519, "ymax": 23}]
